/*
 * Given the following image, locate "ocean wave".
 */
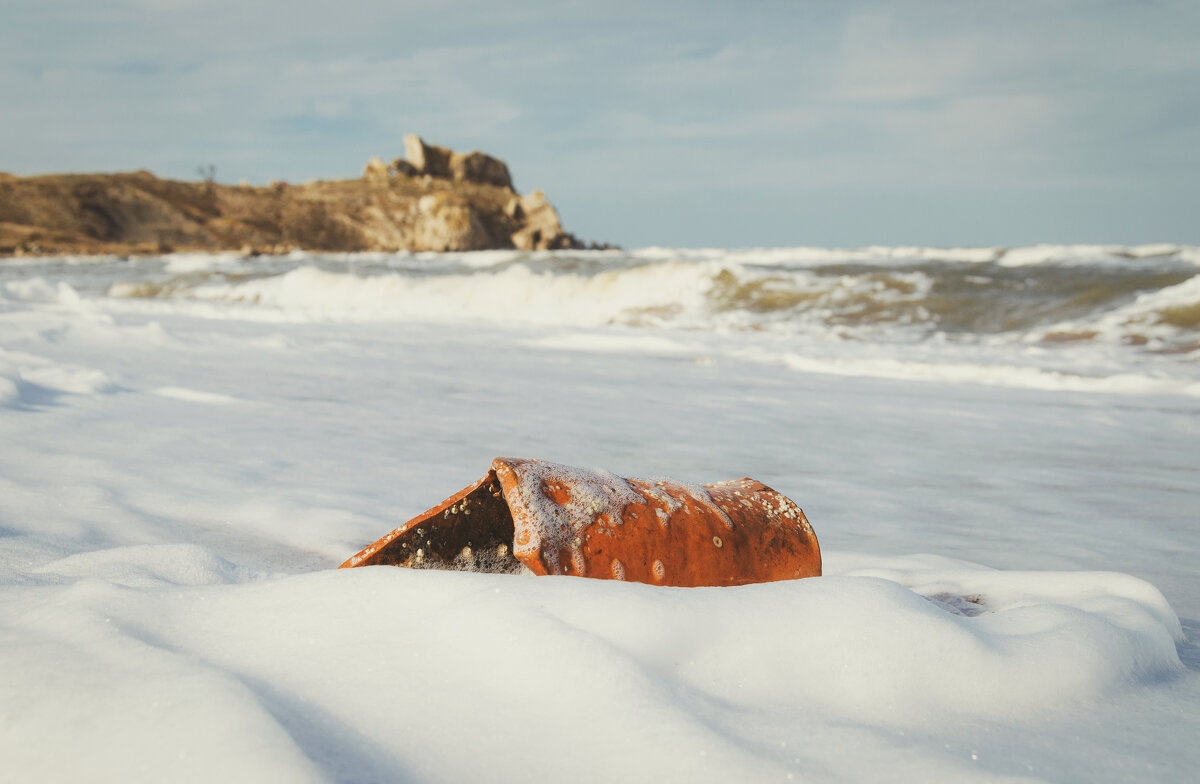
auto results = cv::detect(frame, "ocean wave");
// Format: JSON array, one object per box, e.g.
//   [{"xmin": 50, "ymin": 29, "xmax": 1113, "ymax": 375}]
[
  {"xmin": 632, "ymin": 243, "xmax": 1196, "ymax": 269},
  {"xmin": 2, "ymin": 244, "xmax": 1181, "ymax": 394},
  {"xmin": 100, "ymin": 248, "xmax": 1200, "ymax": 352},
  {"xmin": 746, "ymin": 348, "xmax": 1200, "ymax": 396},
  {"xmin": 156, "ymin": 261, "xmax": 717, "ymax": 328},
  {"xmin": 1040, "ymin": 273, "xmax": 1200, "ymax": 348}
]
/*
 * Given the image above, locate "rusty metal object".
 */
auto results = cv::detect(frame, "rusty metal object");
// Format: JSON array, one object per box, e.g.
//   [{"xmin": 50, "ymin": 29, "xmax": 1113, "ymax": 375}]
[{"xmin": 340, "ymin": 457, "xmax": 820, "ymax": 587}]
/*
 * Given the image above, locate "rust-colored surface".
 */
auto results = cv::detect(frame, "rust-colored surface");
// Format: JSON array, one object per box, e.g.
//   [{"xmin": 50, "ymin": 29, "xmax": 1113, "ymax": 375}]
[{"xmin": 340, "ymin": 457, "xmax": 821, "ymax": 587}]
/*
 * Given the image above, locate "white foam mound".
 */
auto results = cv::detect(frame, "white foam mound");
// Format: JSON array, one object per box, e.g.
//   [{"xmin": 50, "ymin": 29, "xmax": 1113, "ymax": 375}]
[
  {"xmin": 1, "ymin": 277, "xmax": 85, "ymax": 305},
  {"xmin": 0, "ymin": 350, "xmax": 23, "ymax": 408},
  {"xmin": 0, "ymin": 348, "xmax": 118, "ymax": 406},
  {"xmin": 161, "ymin": 251, "xmax": 250, "ymax": 273},
  {"xmin": 33, "ymin": 543, "xmax": 255, "ymax": 588},
  {"xmin": 0, "ymin": 548, "xmax": 1183, "ymax": 783},
  {"xmin": 0, "ymin": 375, "xmax": 19, "ymax": 408}
]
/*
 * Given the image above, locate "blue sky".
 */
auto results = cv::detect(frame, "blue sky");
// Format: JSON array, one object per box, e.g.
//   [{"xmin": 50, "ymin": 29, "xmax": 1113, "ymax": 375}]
[{"xmin": 3, "ymin": 0, "xmax": 1198, "ymax": 248}]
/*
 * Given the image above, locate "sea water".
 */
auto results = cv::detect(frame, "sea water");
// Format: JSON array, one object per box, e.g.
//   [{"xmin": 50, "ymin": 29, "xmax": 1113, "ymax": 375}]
[
  {"xmin": 5, "ymin": 243, "xmax": 1196, "ymax": 395},
  {"xmin": 1, "ymin": 245, "xmax": 1198, "ymax": 782}
]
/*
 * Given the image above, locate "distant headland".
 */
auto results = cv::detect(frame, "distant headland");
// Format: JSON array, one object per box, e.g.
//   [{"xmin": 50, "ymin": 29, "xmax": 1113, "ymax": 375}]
[{"xmin": 0, "ymin": 135, "xmax": 607, "ymax": 257}]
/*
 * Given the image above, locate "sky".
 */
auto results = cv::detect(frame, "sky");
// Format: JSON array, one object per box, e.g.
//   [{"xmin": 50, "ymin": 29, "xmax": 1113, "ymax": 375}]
[{"xmin": 3, "ymin": 0, "xmax": 1199, "ymax": 248}]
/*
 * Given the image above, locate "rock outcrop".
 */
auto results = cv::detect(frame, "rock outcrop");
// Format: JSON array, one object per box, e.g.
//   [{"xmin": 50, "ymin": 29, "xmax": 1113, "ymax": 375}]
[
  {"xmin": 362, "ymin": 156, "xmax": 390, "ymax": 183},
  {"xmin": 403, "ymin": 135, "xmax": 454, "ymax": 180},
  {"xmin": 411, "ymin": 192, "xmax": 493, "ymax": 252},
  {"xmin": 509, "ymin": 191, "xmax": 575, "ymax": 251},
  {"xmin": 400, "ymin": 134, "xmax": 513, "ymax": 190},
  {"xmin": 0, "ymin": 137, "xmax": 594, "ymax": 256}
]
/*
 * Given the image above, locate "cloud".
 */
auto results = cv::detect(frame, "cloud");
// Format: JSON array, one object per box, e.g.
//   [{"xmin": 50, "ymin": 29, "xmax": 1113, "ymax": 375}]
[
  {"xmin": 830, "ymin": 9, "xmax": 977, "ymax": 104},
  {"xmin": 1, "ymin": 0, "xmax": 1197, "ymax": 244}
]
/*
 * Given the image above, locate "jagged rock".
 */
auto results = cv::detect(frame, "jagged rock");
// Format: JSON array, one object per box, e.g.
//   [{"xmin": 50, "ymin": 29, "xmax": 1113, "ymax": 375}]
[
  {"xmin": 391, "ymin": 158, "xmax": 419, "ymax": 178},
  {"xmin": 403, "ymin": 134, "xmax": 452, "ymax": 179},
  {"xmin": 411, "ymin": 192, "xmax": 492, "ymax": 252},
  {"xmin": 402, "ymin": 136, "xmax": 513, "ymax": 190},
  {"xmin": 280, "ymin": 200, "xmax": 367, "ymax": 251},
  {"xmin": 510, "ymin": 190, "xmax": 576, "ymax": 250},
  {"xmin": 449, "ymin": 151, "xmax": 513, "ymax": 189},
  {"xmin": 363, "ymin": 156, "xmax": 390, "ymax": 182}
]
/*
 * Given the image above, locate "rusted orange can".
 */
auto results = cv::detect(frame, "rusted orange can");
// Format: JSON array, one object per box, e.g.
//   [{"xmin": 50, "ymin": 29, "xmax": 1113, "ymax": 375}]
[{"xmin": 341, "ymin": 457, "xmax": 820, "ymax": 587}]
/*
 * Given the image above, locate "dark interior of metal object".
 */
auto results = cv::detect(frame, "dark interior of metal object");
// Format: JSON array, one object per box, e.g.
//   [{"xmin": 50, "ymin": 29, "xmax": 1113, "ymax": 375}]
[{"xmin": 367, "ymin": 476, "xmax": 526, "ymax": 573}]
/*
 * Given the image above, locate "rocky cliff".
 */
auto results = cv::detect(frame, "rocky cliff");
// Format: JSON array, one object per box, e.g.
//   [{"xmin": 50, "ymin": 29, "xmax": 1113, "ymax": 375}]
[{"xmin": 0, "ymin": 135, "xmax": 595, "ymax": 256}]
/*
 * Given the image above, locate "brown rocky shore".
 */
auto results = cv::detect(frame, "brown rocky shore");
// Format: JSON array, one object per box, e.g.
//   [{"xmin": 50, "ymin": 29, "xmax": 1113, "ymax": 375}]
[{"xmin": 0, "ymin": 135, "xmax": 601, "ymax": 257}]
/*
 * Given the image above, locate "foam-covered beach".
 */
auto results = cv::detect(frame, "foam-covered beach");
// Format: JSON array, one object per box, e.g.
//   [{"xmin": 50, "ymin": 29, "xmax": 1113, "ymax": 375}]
[{"xmin": 2, "ymin": 245, "xmax": 1198, "ymax": 782}]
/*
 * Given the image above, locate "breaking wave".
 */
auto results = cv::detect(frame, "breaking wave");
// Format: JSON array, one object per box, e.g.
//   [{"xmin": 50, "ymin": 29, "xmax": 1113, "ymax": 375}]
[
  {"xmin": 92, "ymin": 244, "xmax": 1200, "ymax": 353},
  {"xmin": 7, "ymin": 243, "xmax": 1195, "ymax": 395}
]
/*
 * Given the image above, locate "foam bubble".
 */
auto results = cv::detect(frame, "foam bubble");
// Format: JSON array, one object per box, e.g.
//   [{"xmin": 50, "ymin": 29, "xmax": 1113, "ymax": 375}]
[{"xmin": 498, "ymin": 458, "xmax": 646, "ymax": 571}]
